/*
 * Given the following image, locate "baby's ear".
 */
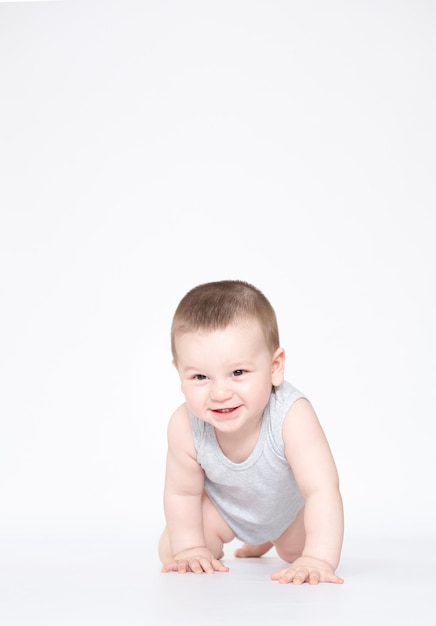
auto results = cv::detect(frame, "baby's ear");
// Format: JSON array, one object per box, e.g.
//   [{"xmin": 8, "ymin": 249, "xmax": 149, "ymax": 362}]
[{"xmin": 271, "ymin": 348, "xmax": 285, "ymax": 386}]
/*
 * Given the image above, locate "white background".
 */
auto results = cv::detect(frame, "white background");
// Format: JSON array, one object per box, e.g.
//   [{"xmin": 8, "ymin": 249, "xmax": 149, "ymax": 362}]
[{"xmin": 1, "ymin": 0, "xmax": 435, "ymax": 553}]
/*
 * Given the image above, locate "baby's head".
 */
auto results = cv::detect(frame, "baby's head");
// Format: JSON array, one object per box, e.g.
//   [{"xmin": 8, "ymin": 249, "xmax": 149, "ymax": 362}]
[{"xmin": 171, "ymin": 280, "xmax": 280, "ymax": 364}]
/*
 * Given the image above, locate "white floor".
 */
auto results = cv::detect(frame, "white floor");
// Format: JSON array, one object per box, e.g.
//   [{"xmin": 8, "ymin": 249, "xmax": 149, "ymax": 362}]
[{"xmin": 1, "ymin": 532, "xmax": 435, "ymax": 625}]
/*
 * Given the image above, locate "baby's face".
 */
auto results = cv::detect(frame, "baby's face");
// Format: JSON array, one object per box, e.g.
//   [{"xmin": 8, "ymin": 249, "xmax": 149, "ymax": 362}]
[{"xmin": 174, "ymin": 319, "xmax": 284, "ymax": 432}]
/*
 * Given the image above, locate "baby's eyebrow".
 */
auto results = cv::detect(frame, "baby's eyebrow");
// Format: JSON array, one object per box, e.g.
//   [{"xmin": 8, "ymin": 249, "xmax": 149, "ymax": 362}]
[{"xmin": 181, "ymin": 365, "xmax": 203, "ymax": 374}]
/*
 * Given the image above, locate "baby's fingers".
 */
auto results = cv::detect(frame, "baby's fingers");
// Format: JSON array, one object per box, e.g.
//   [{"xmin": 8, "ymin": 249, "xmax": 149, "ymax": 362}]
[
  {"xmin": 271, "ymin": 566, "xmax": 310, "ymax": 584},
  {"xmin": 211, "ymin": 558, "xmax": 229, "ymax": 573},
  {"xmin": 190, "ymin": 557, "xmax": 228, "ymax": 573},
  {"xmin": 324, "ymin": 571, "xmax": 344, "ymax": 584},
  {"xmin": 186, "ymin": 557, "xmax": 229, "ymax": 574},
  {"xmin": 161, "ymin": 557, "xmax": 229, "ymax": 574},
  {"xmin": 271, "ymin": 567, "xmax": 344, "ymax": 585},
  {"xmin": 161, "ymin": 561, "xmax": 182, "ymax": 573},
  {"xmin": 161, "ymin": 559, "xmax": 195, "ymax": 573},
  {"xmin": 189, "ymin": 557, "xmax": 212, "ymax": 573}
]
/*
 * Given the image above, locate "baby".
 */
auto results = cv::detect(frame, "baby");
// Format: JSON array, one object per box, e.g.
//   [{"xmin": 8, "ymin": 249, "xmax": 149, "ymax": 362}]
[{"xmin": 159, "ymin": 280, "xmax": 344, "ymax": 584}]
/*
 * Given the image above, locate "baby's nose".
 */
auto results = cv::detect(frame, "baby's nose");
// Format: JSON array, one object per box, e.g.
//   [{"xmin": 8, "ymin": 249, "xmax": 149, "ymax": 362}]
[{"xmin": 209, "ymin": 380, "xmax": 232, "ymax": 400}]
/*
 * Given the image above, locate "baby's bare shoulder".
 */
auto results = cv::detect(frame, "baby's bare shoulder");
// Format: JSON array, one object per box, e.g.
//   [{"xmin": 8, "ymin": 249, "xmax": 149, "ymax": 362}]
[{"xmin": 167, "ymin": 403, "xmax": 196, "ymax": 458}]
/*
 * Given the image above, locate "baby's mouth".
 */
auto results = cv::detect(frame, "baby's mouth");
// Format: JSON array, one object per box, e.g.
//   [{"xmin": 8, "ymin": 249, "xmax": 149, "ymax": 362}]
[{"xmin": 211, "ymin": 406, "xmax": 240, "ymax": 416}]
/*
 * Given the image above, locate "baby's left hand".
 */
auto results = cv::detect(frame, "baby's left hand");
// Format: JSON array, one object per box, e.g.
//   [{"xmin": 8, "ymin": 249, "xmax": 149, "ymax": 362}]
[{"xmin": 271, "ymin": 556, "xmax": 344, "ymax": 585}]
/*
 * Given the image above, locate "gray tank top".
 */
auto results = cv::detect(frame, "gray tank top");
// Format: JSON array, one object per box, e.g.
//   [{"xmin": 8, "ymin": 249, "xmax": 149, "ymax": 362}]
[{"xmin": 189, "ymin": 380, "xmax": 306, "ymax": 544}]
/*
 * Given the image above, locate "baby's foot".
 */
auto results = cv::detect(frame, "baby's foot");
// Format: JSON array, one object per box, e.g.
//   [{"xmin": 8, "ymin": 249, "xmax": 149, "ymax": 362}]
[{"xmin": 234, "ymin": 542, "xmax": 273, "ymax": 558}]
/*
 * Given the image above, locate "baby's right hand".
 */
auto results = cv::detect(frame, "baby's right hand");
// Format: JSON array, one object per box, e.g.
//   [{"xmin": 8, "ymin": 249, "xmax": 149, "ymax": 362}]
[{"xmin": 161, "ymin": 547, "xmax": 229, "ymax": 574}]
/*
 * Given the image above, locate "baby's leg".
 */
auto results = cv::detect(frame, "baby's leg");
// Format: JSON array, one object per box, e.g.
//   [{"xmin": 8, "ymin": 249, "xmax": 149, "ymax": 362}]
[
  {"xmin": 235, "ymin": 508, "xmax": 306, "ymax": 560},
  {"xmin": 159, "ymin": 491, "xmax": 235, "ymax": 563},
  {"xmin": 234, "ymin": 541, "xmax": 273, "ymax": 558},
  {"xmin": 272, "ymin": 507, "xmax": 306, "ymax": 563},
  {"xmin": 201, "ymin": 491, "xmax": 235, "ymax": 558}
]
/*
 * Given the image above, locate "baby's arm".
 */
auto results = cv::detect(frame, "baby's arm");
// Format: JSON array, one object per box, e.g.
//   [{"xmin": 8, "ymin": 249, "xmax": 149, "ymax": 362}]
[
  {"xmin": 272, "ymin": 399, "xmax": 344, "ymax": 584},
  {"xmin": 161, "ymin": 404, "xmax": 228, "ymax": 574}
]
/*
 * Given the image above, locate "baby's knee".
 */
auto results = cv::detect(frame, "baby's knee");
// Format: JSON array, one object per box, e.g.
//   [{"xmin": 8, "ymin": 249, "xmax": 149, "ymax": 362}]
[
  {"xmin": 202, "ymin": 492, "xmax": 235, "ymax": 553},
  {"xmin": 275, "ymin": 544, "xmax": 302, "ymax": 564},
  {"xmin": 273, "ymin": 509, "xmax": 306, "ymax": 563}
]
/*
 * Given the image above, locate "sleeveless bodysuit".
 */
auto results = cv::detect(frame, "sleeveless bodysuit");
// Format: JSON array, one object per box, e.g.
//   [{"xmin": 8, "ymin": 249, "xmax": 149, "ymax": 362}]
[{"xmin": 188, "ymin": 380, "xmax": 306, "ymax": 544}]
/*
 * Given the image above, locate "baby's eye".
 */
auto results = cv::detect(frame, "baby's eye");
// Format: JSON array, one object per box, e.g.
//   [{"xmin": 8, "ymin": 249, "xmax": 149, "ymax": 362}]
[
  {"xmin": 232, "ymin": 370, "xmax": 245, "ymax": 377},
  {"xmin": 194, "ymin": 374, "xmax": 207, "ymax": 381}
]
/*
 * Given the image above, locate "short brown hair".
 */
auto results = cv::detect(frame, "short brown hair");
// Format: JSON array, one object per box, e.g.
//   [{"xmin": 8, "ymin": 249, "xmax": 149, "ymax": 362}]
[{"xmin": 171, "ymin": 280, "xmax": 280, "ymax": 361}]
